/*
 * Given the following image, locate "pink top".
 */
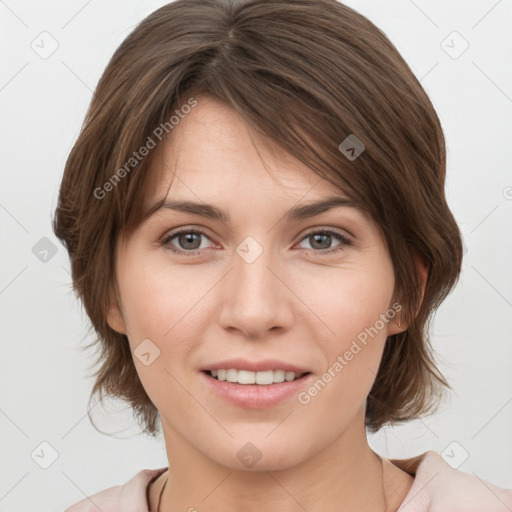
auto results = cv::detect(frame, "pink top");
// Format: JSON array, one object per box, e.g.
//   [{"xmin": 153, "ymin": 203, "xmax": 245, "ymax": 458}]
[{"xmin": 64, "ymin": 450, "xmax": 512, "ymax": 512}]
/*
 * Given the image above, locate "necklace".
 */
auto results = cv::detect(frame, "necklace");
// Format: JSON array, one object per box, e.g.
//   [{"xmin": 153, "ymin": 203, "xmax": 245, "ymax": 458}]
[{"xmin": 157, "ymin": 457, "xmax": 388, "ymax": 512}]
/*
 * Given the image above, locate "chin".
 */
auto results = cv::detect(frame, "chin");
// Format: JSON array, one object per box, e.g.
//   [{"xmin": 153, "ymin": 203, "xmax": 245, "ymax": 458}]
[{"xmin": 203, "ymin": 434, "xmax": 315, "ymax": 472}]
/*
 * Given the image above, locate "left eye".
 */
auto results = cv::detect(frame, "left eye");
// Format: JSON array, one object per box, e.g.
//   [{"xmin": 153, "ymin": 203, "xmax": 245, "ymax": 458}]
[{"xmin": 161, "ymin": 229, "xmax": 350, "ymax": 255}]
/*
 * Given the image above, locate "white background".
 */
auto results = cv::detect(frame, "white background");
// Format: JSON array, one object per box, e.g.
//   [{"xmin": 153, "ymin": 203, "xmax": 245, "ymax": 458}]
[{"xmin": 1, "ymin": 0, "xmax": 511, "ymax": 510}]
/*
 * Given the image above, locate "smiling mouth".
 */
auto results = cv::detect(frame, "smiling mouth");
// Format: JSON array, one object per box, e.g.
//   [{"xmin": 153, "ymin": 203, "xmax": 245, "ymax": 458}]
[{"xmin": 204, "ymin": 369, "xmax": 311, "ymax": 385}]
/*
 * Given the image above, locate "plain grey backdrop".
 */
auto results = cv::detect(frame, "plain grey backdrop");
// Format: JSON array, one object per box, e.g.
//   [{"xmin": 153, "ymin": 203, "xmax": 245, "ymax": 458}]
[{"xmin": 1, "ymin": 0, "xmax": 511, "ymax": 510}]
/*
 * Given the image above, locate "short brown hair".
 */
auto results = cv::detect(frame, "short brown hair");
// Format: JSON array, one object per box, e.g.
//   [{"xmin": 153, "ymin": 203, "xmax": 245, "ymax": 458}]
[{"xmin": 53, "ymin": 0, "xmax": 463, "ymax": 436}]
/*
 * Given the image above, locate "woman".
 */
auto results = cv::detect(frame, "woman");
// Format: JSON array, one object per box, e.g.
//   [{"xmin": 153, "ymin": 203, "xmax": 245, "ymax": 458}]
[{"xmin": 54, "ymin": 0, "xmax": 512, "ymax": 510}]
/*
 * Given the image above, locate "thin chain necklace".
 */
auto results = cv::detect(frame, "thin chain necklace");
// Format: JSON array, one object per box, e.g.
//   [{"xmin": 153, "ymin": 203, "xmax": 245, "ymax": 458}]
[{"xmin": 157, "ymin": 457, "xmax": 389, "ymax": 512}]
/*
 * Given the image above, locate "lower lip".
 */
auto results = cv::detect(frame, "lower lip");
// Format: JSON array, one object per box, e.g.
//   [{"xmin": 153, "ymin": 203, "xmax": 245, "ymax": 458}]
[{"xmin": 200, "ymin": 371, "xmax": 313, "ymax": 409}]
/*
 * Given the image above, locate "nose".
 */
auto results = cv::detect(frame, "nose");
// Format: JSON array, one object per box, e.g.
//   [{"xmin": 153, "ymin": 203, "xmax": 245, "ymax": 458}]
[{"xmin": 217, "ymin": 238, "xmax": 294, "ymax": 340}]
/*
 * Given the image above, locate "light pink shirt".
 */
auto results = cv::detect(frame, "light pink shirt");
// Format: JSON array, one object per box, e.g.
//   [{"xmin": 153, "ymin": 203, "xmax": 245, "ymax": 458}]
[{"xmin": 64, "ymin": 450, "xmax": 512, "ymax": 512}]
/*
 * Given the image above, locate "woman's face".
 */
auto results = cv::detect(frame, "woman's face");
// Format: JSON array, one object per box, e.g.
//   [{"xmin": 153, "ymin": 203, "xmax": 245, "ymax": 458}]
[{"xmin": 108, "ymin": 95, "xmax": 402, "ymax": 471}]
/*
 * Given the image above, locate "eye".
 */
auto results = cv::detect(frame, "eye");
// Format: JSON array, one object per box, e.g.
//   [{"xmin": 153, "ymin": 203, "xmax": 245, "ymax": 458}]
[
  {"xmin": 161, "ymin": 228, "xmax": 214, "ymax": 255},
  {"xmin": 296, "ymin": 229, "xmax": 351, "ymax": 255},
  {"xmin": 160, "ymin": 227, "xmax": 351, "ymax": 256}
]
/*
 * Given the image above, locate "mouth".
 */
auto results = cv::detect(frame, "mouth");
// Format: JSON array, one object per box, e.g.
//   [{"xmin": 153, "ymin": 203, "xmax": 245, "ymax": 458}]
[
  {"xmin": 200, "ymin": 368, "xmax": 314, "ymax": 408},
  {"xmin": 202, "ymin": 369, "xmax": 311, "ymax": 385}
]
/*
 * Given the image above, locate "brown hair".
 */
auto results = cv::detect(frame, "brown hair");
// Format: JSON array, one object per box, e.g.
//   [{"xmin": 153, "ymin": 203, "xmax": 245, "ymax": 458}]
[{"xmin": 53, "ymin": 0, "xmax": 463, "ymax": 436}]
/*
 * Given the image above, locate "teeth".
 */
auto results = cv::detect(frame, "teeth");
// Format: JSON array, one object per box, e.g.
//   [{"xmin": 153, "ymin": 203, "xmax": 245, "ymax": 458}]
[
  {"xmin": 208, "ymin": 369, "xmax": 305, "ymax": 385},
  {"xmin": 273, "ymin": 369, "xmax": 285, "ymax": 383}
]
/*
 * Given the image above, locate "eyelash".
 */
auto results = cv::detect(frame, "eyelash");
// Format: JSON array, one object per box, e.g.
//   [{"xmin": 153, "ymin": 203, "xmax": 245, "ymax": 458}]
[{"xmin": 160, "ymin": 227, "xmax": 352, "ymax": 256}]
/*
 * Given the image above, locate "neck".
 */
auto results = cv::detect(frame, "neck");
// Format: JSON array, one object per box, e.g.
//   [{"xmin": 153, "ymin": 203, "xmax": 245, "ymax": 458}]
[{"xmin": 156, "ymin": 414, "xmax": 412, "ymax": 512}]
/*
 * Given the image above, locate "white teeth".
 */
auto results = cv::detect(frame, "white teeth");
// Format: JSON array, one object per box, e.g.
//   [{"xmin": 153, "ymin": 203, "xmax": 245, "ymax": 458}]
[
  {"xmin": 226, "ymin": 369, "xmax": 238, "ymax": 383},
  {"xmin": 238, "ymin": 370, "xmax": 256, "ymax": 384},
  {"xmin": 209, "ymin": 369, "xmax": 305, "ymax": 385},
  {"xmin": 273, "ymin": 369, "xmax": 285, "ymax": 383},
  {"xmin": 255, "ymin": 370, "xmax": 274, "ymax": 385}
]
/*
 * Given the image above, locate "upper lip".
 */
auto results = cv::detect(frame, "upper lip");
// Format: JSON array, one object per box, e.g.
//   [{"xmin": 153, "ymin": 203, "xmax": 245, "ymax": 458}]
[{"xmin": 201, "ymin": 358, "xmax": 311, "ymax": 374}]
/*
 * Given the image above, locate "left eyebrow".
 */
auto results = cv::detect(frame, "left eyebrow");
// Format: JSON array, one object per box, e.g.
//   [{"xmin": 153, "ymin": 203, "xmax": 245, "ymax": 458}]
[
  {"xmin": 143, "ymin": 196, "xmax": 362, "ymax": 223},
  {"xmin": 285, "ymin": 196, "xmax": 361, "ymax": 220}
]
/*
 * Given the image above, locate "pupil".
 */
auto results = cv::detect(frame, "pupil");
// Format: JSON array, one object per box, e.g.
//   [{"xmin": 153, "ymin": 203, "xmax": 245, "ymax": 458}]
[
  {"xmin": 180, "ymin": 233, "xmax": 201, "ymax": 250},
  {"xmin": 311, "ymin": 233, "xmax": 330, "ymax": 250}
]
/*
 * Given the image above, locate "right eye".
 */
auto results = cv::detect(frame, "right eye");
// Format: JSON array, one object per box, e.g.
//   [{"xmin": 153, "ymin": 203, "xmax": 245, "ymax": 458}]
[{"xmin": 161, "ymin": 228, "xmax": 216, "ymax": 255}]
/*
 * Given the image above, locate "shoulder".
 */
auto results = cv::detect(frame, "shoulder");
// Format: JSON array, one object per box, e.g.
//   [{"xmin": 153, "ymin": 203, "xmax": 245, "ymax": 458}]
[
  {"xmin": 64, "ymin": 467, "xmax": 168, "ymax": 512},
  {"xmin": 392, "ymin": 450, "xmax": 512, "ymax": 512}
]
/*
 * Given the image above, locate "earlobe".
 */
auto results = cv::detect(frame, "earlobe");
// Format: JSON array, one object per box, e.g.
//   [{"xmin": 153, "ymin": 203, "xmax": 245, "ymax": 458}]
[
  {"xmin": 107, "ymin": 305, "xmax": 127, "ymax": 334},
  {"xmin": 389, "ymin": 253, "xmax": 429, "ymax": 335},
  {"xmin": 387, "ymin": 311, "xmax": 403, "ymax": 336},
  {"xmin": 106, "ymin": 285, "xmax": 127, "ymax": 335}
]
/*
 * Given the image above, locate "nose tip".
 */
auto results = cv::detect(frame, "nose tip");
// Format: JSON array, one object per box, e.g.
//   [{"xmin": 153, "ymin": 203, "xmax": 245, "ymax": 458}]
[{"xmin": 218, "ymin": 247, "xmax": 294, "ymax": 339}]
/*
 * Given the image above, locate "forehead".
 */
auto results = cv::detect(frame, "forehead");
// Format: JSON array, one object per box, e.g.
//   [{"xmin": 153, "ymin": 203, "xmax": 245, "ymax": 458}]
[{"xmin": 143, "ymin": 95, "xmax": 346, "ymax": 208}]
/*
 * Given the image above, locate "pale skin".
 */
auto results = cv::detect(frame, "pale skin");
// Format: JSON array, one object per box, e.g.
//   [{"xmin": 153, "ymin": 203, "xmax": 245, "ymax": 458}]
[{"xmin": 107, "ymin": 95, "xmax": 427, "ymax": 511}]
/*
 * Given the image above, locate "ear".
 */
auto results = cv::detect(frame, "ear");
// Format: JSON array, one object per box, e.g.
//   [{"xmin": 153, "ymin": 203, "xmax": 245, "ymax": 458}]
[
  {"xmin": 388, "ymin": 253, "xmax": 428, "ymax": 335},
  {"xmin": 106, "ymin": 284, "xmax": 127, "ymax": 335},
  {"xmin": 415, "ymin": 252, "xmax": 428, "ymax": 305}
]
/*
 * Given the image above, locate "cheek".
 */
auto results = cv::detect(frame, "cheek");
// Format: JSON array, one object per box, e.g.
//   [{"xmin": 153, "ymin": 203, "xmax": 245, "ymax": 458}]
[
  {"xmin": 298, "ymin": 258, "xmax": 394, "ymax": 404},
  {"xmin": 115, "ymin": 257, "xmax": 207, "ymax": 413},
  {"xmin": 115, "ymin": 254, "xmax": 212, "ymax": 402},
  {"xmin": 294, "ymin": 258, "xmax": 394, "ymax": 350},
  {"xmin": 116, "ymin": 252, "xmax": 207, "ymax": 341}
]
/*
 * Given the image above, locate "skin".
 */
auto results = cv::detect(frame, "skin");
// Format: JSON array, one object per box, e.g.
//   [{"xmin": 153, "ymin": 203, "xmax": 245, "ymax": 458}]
[{"xmin": 107, "ymin": 95, "xmax": 422, "ymax": 511}]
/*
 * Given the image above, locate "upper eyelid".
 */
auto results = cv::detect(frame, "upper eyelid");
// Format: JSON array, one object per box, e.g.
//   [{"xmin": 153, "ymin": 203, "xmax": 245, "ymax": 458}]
[
  {"xmin": 161, "ymin": 225, "xmax": 353, "ymax": 247},
  {"xmin": 151, "ymin": 208, "xmax": 360, "ymax": 236},
  {"xmin": 161, "ymin": 224, "xmax": 352, "ymax": 236}
]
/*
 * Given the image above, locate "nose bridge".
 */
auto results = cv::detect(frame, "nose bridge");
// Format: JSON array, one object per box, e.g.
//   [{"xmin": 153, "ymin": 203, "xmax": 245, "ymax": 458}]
[
  {"xmin": 218, "ymin": 234, "xmax": 291, "ymax": 336},
  {"xmin": 233, "ymin": 234, "xmax": 278, "ymax": 304}
]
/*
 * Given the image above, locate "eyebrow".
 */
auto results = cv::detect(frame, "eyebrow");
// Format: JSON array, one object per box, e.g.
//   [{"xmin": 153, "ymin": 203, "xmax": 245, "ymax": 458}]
[{"xmin": 144, "ymin": 196, "xmax": 361, "ymax": 223}]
